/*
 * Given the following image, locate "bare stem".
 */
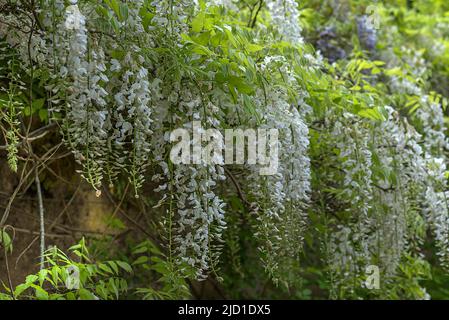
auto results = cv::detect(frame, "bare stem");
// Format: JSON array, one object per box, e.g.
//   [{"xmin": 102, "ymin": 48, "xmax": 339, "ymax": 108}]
[{"xmin": 35, "ymin": 168, "xmax": 45, "ymax": 270}]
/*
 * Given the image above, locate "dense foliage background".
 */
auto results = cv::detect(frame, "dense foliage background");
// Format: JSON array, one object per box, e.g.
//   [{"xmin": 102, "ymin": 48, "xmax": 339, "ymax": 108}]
[{"xmin": 2, "ymin": 0, "xmax": 449, "ymax": 300}]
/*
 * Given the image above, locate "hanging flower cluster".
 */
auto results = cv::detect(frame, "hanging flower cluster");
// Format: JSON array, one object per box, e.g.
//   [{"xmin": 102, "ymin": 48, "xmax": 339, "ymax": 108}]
[{"xmin": 266, "ymin": 0, "xmax": 303, "ymax": 45}]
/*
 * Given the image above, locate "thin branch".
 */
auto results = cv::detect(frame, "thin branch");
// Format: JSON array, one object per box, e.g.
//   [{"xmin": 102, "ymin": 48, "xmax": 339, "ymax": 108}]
[
  {"xmin": 1, "ymin": 225, "xmax": 16, "ymax": 299},
  {"xmin": 35, "ymin": 167, "xmax": 45, "ymax": 270},
  {"xmin": 4, "ymin": 248, "xmax": 15, "ymax": 299},
  {"xmin": 224, "ymin": 167, "xmax": 251, "ymax": 208},
  {"xmin": 0, "ymin": 123, "xmax": 58, "ymax": 150},
  {"xmin": 250, "ymin": 0, "xmax": 264, "ymax": 28}
]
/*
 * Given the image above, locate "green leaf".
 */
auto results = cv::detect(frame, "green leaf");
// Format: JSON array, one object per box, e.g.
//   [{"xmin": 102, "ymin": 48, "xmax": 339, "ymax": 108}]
[
  {"xmin": 78, "ymin": 288, "xmax": 97, "ymax": 300},
  {"xmin": 107, "ymin": 261, "xmax": 119, "ymax": 274},
  {"xmin": 108, "ymin": 278, "xmax": 119, "ymax": 299},
  {"xmin": 247, "ymin": 44, "xmax": 263, "ymax": 53},
  {"xmin": 192, "ymin": 12, "xmax": 206, "ymax": 33},
  {"xmin": 23, "ymin": 98, "xmax": 45, "ymax": 116},
  {"xmin": 358, "ymin": 107, "xmax": 386, "ymax": 121},
  {"xmin": 99, "ymin": 263, "xmax": 113, "ymax": 274},
  {"xmin": 25, "ymin": 274, "xmax": 38, "ymax": 284},
  {"xmin": 38, "ymin": 269, "xmax": 48, "ymax": 287},
  {"xmin": 132, "ymin": 256, "xmax": 149, "ymax": 265},
  {"xmin": 116, "ymin": 261, "xmax": 133, "ymax": 273},
  {"xmin": 38, "ymin": 108, "xmax": 48, "ymax": 122},
  {"xmin": 14, "ymin": 284, "xmax": 30, "ymax": 297},
  {"xmin": 105, "ymin": 0, "xmax": 120, "ymax": 18},
  {"xmin": 0, "ymin": 230, "xmax": 12, "ymax": 253},
  {"xmin": 31, "ymin": 284, "xmax": 49, "ymax": 300}
]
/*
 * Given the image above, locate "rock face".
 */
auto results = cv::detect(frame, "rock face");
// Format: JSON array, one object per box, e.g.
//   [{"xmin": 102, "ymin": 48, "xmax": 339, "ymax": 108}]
[
  {"xmin": 77, "ymin": 186, "xmax": 116, "ymax": 234},
  {"xmin": 0, "ymin": 158, "xmax": 115, "ymax": 287},
  {"xmin": 0, "ymin": 160, "xmax": 18, "ymax": 195}
]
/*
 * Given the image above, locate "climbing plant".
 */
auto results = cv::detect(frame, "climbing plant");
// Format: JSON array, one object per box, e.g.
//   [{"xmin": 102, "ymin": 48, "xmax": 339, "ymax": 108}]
[{"xmin": 1, "ymin": 0, "xmax": 449, "ymax": 300}]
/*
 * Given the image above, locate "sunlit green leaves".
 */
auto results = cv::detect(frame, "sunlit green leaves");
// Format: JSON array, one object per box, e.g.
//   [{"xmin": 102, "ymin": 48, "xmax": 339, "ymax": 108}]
[{"xmin": 8, "ymin": 239, "xmax": 132, "ymax": 300}]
